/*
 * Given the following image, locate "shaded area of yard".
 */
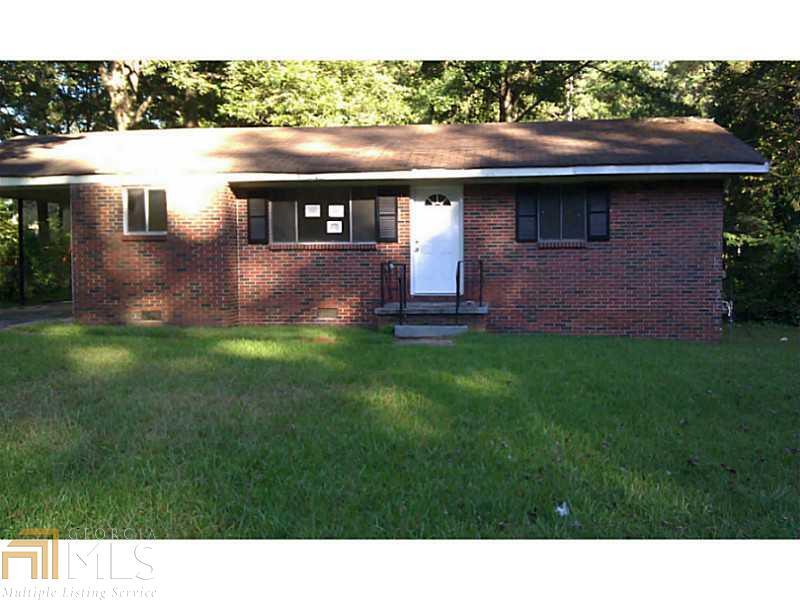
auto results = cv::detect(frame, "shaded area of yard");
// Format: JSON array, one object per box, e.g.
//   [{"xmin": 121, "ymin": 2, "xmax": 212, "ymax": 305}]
[{"xmin": 0, "ymin": 323, "xmax": 798, "ymax": 538}]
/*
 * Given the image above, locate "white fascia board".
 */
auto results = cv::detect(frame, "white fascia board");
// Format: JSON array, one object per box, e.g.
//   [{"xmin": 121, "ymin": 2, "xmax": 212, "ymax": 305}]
[
  {"xmin": 226, "ymin": 162, "xmax": 771, "ymax": 182},
  {"xmin": 0, "ymin": 162, "xmax": 770, "ymax": 188},
  {"xmin": 0, "ymin": 173, "xmax": 198, "ymax": 187}
]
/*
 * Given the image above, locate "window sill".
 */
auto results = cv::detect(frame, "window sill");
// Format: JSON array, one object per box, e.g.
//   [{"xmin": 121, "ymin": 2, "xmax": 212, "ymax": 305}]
[
  {"xmin": 122, "ymin": 233, "xmax": 167, "ymax": 242},
  {"xmin": 537, "ymin": 239, "xmax": 587, "ymax": 249},
  {"xmin": 268, "ymin": 242, "xmax": 378, "ymax": 251}
]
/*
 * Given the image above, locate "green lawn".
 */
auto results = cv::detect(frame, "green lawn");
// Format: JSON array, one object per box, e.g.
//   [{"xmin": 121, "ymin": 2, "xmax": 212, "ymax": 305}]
[{"xmin": 0, "ymin": 322, "xmax": 798, "ymax": 538}]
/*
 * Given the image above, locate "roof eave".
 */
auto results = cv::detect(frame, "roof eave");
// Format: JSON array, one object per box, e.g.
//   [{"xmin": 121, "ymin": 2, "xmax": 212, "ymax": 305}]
[{"xmin": 0, "ymin": 162, "xmax": 770, "ymax": 188}]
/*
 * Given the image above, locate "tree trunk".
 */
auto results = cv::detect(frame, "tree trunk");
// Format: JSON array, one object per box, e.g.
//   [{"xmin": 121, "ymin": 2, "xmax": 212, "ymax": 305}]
[
  {"xmin": 182, "ymin": 88, "xmax": 199, "ymax": 128},
  {"xmin": 36, "ymin": 199, "xmax": 50, "ymax": 244},
  {"xmin": 566, "ymin": 76, "xmax": 575, "ymax": 122},
  {"xmin": 99, "ymin": 60, "xmax": 152, "ymax": 131},
  {"xmin": 498, "ymin": 67, "xmax": 514, "ymax": 122}
]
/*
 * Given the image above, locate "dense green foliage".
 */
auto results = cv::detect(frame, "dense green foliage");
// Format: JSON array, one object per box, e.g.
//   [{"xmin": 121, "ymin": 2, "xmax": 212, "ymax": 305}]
[
  {"xmin": 0, "ymin": 61, "xmax": 797, "ymax": 320},
  {"xmin": 220, "ymin": 61, "xmax": 414, "ymax": 126},
  {"xmin": 0, "ymin": 62, "xmax": 110, "ymax": 135},
  {"xmin": 0, "ymin": 200, "xmax": 71, "ymax": 304},
  {"xmin": 0, "ymin": 323, "xmax": 797, "ymax": 537},
  {"xmin": 710, "ymin": 62, "xmax": 800, "ymax": 323},
  {"xmin": 0, "ymin": 199, "xmax": 16, "ymax": 304}
]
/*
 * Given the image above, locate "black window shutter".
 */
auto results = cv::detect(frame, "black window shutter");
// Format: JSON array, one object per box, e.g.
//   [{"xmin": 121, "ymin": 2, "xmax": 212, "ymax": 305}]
[
  {"xmin": 247, "ymin": 198, "xmax": 268, "ymax": 244},
  {"xmin": 516, "ymin": 187, "xmax": 538, "ymax": 242},
  {"xmin": 587, "ymin": 186, "xmax": 610, "ymax": 241},
  {"xmin": 375, "ymin": 196, "xmax": 398, "ymax": 242}
]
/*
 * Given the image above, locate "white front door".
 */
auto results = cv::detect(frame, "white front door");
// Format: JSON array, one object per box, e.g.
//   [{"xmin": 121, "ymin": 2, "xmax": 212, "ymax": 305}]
[{"xmin": 411, "ymin": 184, "xmax": 463, "ymax": 295}]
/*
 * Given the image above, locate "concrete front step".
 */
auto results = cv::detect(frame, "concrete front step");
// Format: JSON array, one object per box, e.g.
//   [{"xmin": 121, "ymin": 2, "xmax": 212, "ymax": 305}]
[
  {"xmin": 375, "ymin": 301, "xmax": 489, "ymax": 316},
  {"xmin": 394, "ymin": 324, "xmax": 469, "ymax": 338}
]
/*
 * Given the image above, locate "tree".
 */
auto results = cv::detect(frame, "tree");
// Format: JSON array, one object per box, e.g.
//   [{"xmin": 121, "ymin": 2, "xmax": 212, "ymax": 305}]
[
  {"xmin": 409, "ymin": 61, "xmax": 593, "ymax": 123},
  {"xmin": 219, "ymin": 61, "xmax": 414, "ymax": 127},
  {"xmin": 98, "ymin": 60, "xmax": 155, "ymax": 131},
  {"xmin": 709, "ymin": 61, "xmax": 800, "ymax": 323},
  {"xmin": 145, "ymin": 61, "xmax": 226, "ymax": 128},
  {"xmin": 0, "ymin": 61, "xmax": 113, "ymax": 137},
  {"xmin": 569, "ymin": 61, "xmax": 706, "ymax": 120},
  {"xmin": 1, "ymin": 61, "xmax": 226, "ymax": 135}
]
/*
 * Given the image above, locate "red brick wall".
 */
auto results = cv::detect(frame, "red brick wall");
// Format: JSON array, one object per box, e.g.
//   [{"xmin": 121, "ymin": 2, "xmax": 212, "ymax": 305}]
[
  {"xmin": 71, "ymin": 179, "xmax": 723, "ymax": 340},
  {"xmin": 71, "ymin": 183, "xmax": 238, "ymax": 326},
  {"xmin": 236, "ymin": 195, "xmax": 411, "ymax": 325},
  {"xmin": 463, "ymin": 180, "xmax": 724, "ymax": 340}
]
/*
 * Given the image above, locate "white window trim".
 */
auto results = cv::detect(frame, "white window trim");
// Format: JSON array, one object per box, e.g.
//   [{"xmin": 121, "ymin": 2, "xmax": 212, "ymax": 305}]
[{"xmin": 123, "ymin": 187, "xmax": 167, "ymax": 235}]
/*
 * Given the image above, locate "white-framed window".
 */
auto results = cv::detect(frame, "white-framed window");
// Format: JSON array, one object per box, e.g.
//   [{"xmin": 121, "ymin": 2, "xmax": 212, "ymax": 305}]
[{"xmin": 124, "ymin": 188, "xmax": 167, "ymax": 234}]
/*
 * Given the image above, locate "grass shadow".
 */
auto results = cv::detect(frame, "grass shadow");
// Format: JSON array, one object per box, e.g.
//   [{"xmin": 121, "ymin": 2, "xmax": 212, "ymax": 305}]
[{"xmin": 0, "ymin": 322, "xmax": 797, "ymax": 538}]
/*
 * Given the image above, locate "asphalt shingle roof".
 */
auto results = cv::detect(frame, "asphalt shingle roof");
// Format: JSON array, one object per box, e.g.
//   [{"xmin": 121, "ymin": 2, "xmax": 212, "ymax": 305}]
[{"xmin": 0, "ymin": 117, "xmax": 766, "ymax": 178}]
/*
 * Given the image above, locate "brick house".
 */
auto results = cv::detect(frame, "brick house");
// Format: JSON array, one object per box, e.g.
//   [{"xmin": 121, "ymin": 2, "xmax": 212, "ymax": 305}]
[{"xmin": 0, "ymin": 118, "xmax": 767, "ymax": 340}]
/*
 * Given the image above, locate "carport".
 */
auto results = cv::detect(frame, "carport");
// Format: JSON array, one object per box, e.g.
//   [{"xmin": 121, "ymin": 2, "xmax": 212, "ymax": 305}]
[{"xmin": 0, "ymin": 184, "xmax": 71, "ymax": 306}]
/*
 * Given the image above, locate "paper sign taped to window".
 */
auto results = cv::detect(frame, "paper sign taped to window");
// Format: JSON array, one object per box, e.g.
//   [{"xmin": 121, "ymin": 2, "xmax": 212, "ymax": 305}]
[
  {"xmin": 326, "ymin": 220, "xmax": 343, "ymax": 234},
  {"xmin": 328, "ymin": 204, "xmax": 345, "ymax": 218},
  {"xmin": 305, "ymin": 204, "xmax": 321, "ymax": 218}
]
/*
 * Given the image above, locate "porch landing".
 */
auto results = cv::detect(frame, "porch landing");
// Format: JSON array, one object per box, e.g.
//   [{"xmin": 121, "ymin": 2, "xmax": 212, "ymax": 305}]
[
  {"xmin": 394, "ymin": 324, "xmax": 469, "ymax": 338},
  {"xmin": 374, "ymin": 301, "xmax": 489, "ymax": 316}
]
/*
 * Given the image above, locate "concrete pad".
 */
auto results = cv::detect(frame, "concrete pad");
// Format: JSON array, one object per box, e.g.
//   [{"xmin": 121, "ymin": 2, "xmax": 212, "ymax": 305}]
[
  {"xmin": 0, "ymin": 302, "xmax": 73, "ymax": 330},
  {"xmin": 394, "ymin": 338, "xmax": 454, "ymax": 346},
  {"xmin": 394, "ymin": 324, "xmax": 469, "ymax": 338}
]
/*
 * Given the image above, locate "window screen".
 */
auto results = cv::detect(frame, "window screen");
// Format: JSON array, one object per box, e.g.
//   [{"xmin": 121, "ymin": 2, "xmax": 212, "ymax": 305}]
[
  {"xmin": 126, "ymin": 188, "xmax": 166, "ymax": 233},
  {"xmin": 271, "ymin": 201, "xmax": 296, "ymax": 243},
  {"xmin": 538, "ymin": 187, "xmax": 561, "ymax": 240},
  {"xmin": 352, "ymin": 199, "xmax": 376, "ymax": 242},
  {"xmin": 562, "ymin": 187, "xmax": 586, "ymax": 240},
  {"xmin": 148, "ymin": 190, "xmax": 167, "ymax": 233},
  {"xmin": 350, "ymin": 187, "xmax": 377, "ymax": 243},
  {"xmin": 127, "ymin": 189, "xmax": 146, "ymax": 232}
]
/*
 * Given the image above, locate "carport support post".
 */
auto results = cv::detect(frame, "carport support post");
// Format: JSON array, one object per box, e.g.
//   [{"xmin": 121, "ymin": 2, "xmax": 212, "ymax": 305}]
[{"xmin": 17, "ymin": 198, "xmax": 25, "ymax": 305}]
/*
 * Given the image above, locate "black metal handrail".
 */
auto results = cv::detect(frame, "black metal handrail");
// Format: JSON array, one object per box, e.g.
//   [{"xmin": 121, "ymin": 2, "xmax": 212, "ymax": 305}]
[
  {"xmin": 455, "ymin": 259, "xmax": 484, "ymax": 322},
  {"xmin": 380, "ymin": 262, "xmax": 407, "ymax": 323}
]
